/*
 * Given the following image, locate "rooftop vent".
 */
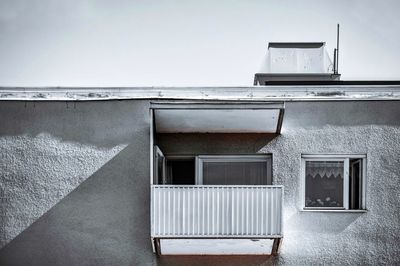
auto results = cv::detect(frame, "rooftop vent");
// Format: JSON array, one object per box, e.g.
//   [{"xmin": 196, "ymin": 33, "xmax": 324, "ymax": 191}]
[
  {"xmin": 254, "ymin": 26, "xmax": 341, "ymax": 85},
  {"xmin": 264, "ymin": 42, "xmax": 333, "ymax": 73}
]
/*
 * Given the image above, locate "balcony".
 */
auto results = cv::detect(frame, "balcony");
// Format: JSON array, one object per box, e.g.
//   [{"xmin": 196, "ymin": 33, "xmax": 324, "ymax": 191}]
[{"xmin": 151, "ymin": 185, "xmax": 283, "ymax": 255}]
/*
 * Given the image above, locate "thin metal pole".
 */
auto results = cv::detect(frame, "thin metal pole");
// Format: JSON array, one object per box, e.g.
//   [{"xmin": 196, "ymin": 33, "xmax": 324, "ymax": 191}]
[
  {"xmin": 333, "ymin": 49, "xmax": 337, "ymax": 74},
  {"xmin": 336, "ymin": 24, "xmax": 340, "ymax": 74}
]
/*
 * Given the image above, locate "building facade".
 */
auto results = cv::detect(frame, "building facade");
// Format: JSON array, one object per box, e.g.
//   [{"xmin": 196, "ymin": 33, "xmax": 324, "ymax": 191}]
[{"xmin": 1, "ymin": 43, "xmax": 400, "ymax": 265}]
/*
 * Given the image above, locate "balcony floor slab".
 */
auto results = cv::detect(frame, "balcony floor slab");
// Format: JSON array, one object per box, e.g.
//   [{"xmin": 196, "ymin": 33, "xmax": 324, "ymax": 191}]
[{"xmin": 160, "ymin": 239, "xmax": 274, "ymax": 255}]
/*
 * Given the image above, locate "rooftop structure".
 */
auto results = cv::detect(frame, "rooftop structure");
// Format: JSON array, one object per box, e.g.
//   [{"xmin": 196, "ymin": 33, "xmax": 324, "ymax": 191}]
[{"xmin": 254, "ymin": 42, "xmax": 341, "ymax": 85}]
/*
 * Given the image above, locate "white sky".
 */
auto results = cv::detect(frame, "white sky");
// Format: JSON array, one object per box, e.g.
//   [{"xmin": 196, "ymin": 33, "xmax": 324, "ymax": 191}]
[{"xmin": 0, "ymin": 0, "xmax": 399, "ymax": 86}]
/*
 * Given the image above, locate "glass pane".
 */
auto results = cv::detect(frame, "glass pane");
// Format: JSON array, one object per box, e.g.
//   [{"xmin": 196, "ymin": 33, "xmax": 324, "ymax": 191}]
[
  {"xmin": 157, "ymin": 157, "xmax": 164, "ymax": 184},
  {"xmin": 203, "ymin": 161, "xmax": 269, "ymax": 185},
  {"xmin": 305, "ymin": 161, "xmax": 344, "ymax": 208}
]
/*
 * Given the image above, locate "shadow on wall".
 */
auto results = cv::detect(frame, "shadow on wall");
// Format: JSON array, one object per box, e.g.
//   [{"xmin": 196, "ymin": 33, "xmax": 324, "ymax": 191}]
[
  {"xmin": 0, "ymin": 142, "xmax": 154, "ymax": 266},
  {"xmin": 286, "ymin": 212, "xmax": 364, "ymax": 234},
  {"xmin": 156, "ymin": 133, "xmax": 279, "ymax": 155},
  {"xmin": 0, "ymin": 101, "xmax": 149, "ymax": 148},
  {"xmin": 0, "ymin": 140, "xmax": 280, "ymax": 266}
]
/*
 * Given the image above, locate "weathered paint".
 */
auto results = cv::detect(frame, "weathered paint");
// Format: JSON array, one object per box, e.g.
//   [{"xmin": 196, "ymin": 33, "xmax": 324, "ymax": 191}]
[
  {"xmin": 1, "ymin": 86, "xmax": 400, "ymax": 101},
  {"xmin": 0, "ymin": 99, "xmax": 399, "ymax": 265}
]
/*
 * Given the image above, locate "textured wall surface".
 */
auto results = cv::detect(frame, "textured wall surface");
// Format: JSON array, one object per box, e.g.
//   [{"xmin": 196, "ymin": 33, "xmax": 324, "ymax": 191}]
[
  {"xmin": 0, "ymin": 100, "xmax": 158, "ymax": 265},
  {"xmin": 0, "ymin": 133, "xmax": 126, "ymax": 248},
  {"xmin": 267, "ymin": 101, "xmax": 400, "ymax": 265},
  {"xmin": 0, "ymin": 100, "xmax": 399, "ymax": 265},
  {"xmin": 263, "ymin": 125, "xmax": 400, "ymax": 265}
]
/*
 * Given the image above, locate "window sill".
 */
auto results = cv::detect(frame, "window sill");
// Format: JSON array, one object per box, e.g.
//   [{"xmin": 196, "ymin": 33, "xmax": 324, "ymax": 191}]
[{"xmin": 301, "ymin": 209, "xmax": 368, "ymax": 213}]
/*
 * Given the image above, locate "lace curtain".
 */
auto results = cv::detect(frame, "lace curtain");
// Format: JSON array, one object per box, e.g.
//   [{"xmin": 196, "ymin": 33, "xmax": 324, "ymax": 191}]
[{"xmin": 306, "ymin": 161, "xmax": 343, "ymax": 179}]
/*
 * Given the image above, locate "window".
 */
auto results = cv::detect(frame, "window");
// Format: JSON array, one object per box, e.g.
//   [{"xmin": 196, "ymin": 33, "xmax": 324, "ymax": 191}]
[
  {"xmin": 153, "ymin": 146, "xmax": 272, "ymax": 186},
  {"xmin": 197, "ymin": 155, "xmax": 272, "ymax": 185},
  {"xmin": 301, "ymin": 154, "xmax": 366, "ymax": 210}
]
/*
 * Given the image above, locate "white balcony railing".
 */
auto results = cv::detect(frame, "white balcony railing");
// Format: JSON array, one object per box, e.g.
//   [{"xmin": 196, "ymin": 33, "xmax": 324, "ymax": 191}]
[{"xmin": 151, "ymin": 185, "xmax": 283, "ymax": 238}]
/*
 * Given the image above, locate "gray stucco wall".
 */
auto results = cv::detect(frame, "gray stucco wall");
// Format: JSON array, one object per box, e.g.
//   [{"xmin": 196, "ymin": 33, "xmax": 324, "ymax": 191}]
[
  {"xmin": 0, "ymin": 100, "xmax": 157, "ymax": 265},
  {"xmin": 271, "ymin": 101, "xmax": 400, "ymax": 265},
  {"xmin": 0, "ymin": 100, "xmax": 399, "ymax": 265},
  {"xmin": 265, "ymin": 127, "xmax": 400, "ymax": 265}
]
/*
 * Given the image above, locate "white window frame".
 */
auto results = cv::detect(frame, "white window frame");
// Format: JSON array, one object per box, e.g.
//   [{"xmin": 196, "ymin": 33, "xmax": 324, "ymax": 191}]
[
  {"xmin": 301, "ymin": 154, "xmax": 367, "ymax": 211},
  {"xmin": 196, "ymin": 155, "xmax": 272, "ymax": 185}
]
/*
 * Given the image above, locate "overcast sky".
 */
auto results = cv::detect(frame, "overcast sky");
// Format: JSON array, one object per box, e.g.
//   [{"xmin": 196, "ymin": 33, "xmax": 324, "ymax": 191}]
[{"xmin": 0, "ymin": 0, "xmax": 399, "ymax": 86}]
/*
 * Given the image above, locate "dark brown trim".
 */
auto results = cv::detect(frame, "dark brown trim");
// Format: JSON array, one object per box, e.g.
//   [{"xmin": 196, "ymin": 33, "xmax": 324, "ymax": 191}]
[
  {"xmin": 276, "ymin": 108, "xmax": 285, "ymax": 134},
  {"xmin": 271, "ymin": 238, "xmax": 282, "ymax": 256},
  {"xmin": 154, "ymin": 238, "xmax": 161, "ymax": 256}
]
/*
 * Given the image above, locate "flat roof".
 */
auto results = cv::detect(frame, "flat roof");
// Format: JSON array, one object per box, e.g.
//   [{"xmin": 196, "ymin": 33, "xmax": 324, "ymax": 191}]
[{"xmin": 1, "ymin": 85, "xmax": 400, "ymax": 101}]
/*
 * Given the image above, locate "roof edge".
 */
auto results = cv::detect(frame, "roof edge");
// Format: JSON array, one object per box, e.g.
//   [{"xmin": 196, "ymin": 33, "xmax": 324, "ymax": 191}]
[{"xmin": 1, "ymin": 86, "xmax": 400, "ymax": 101}]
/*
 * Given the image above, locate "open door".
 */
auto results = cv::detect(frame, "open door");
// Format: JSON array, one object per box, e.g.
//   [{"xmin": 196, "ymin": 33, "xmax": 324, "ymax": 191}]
[{"xmin": 153, "ymin": 145, "xmax": 166, "ymax": 184}]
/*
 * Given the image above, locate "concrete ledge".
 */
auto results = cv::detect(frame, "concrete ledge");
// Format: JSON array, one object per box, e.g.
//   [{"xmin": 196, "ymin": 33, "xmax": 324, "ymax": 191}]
[
  {"xmin": 1, "ymin": 86, "xmax": 400, "ymax": 101},
  {"xmin": 300, "ymin": 209, "xmax": 368, "ymax": 213}
]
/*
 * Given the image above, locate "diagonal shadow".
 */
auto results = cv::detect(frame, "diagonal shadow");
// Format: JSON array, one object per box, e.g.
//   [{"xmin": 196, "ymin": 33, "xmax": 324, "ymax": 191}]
[
  {"xmin": 286, "ymin": 211, "xmax": 364, "ymax": 234},
  {"xmin": 0, "ymin": 136, "xmax": 280, "ymax": 266},
  {"xmin": 156, "ymin": 133, "xmax": 279, "ymax": 155},
  {"xmin": 0, "ymin": 139, "xmax": 154, "ymax": 266}
]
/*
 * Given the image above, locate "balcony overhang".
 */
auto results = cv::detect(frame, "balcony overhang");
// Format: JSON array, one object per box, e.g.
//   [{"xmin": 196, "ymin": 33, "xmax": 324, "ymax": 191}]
[{"xmin": 151, "ymin": 102, "xmax": 285, "ymax": 134}]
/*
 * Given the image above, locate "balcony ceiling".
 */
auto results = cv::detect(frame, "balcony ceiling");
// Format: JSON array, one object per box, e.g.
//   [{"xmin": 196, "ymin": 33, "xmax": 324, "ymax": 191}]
[{"xmin": 152, "ymin": 102, "xmax": 284, "ymax": 134}]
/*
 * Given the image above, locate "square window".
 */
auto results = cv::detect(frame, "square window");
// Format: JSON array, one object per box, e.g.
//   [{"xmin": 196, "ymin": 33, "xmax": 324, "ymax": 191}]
[{"xmin": 302, "ymin": 155, "xmax": 366, "ymax": 210}]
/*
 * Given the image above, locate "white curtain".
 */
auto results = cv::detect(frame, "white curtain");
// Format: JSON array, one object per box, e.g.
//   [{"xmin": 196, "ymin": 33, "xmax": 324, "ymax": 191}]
[{"xmin": 306, "ymin": 161, "xmax": 343, "ymax": 179}]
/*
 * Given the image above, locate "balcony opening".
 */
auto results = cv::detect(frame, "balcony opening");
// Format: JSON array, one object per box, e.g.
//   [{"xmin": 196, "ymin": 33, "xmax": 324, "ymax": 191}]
[
  {"xmin": 150, "ymin": 102, "xmax": 284, "ymax": 256},
  {"xmin": 154, "ymin": 150, "xmax": 272, "ymax": 186}
]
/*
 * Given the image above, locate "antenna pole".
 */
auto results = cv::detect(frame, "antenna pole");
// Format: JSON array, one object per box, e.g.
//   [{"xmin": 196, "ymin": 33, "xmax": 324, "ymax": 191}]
[
  {"xmin": 333, "ymin": 49, "xmax": 337, "ymax": 74},
  {"xmin": 336, "ymin": 24, "xmax": 340, "ymax": 74}
]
